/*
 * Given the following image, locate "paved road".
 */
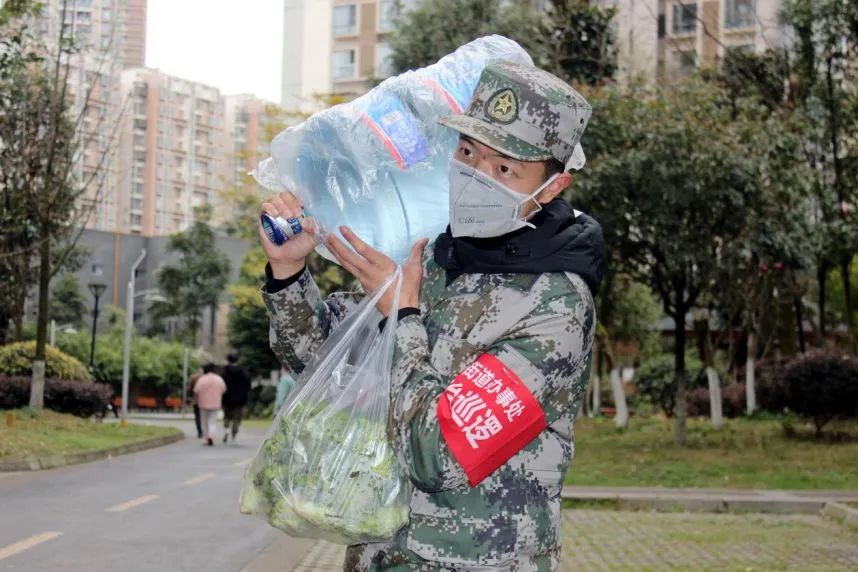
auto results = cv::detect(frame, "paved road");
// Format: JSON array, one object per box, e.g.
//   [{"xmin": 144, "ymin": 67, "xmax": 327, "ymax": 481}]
[{"xmin": 0, "ymin": 419, "xmax": 312, "ymax": 572}]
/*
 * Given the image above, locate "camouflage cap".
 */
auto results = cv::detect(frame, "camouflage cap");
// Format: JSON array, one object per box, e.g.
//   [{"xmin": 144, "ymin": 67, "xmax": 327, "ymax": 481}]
[{"xmin": 439, "ymin": 60, "xmax": 592, "ymax": 170}]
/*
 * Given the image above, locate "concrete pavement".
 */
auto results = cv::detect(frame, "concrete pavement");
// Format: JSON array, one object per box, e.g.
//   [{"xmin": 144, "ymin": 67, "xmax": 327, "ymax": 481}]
[{"xmin": 0, "ymin": 419, "xmax": 312, "ymax": 572}]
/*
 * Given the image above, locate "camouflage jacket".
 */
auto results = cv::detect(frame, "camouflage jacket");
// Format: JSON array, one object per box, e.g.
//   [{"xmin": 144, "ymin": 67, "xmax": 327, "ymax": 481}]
[{"xmin": 263, "ymin": 247, "xmax": 595, "ymax": 571}]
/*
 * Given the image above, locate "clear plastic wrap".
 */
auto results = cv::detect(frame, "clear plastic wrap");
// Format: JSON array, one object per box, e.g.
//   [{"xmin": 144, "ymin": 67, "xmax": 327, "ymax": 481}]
[
  {"xmin": 240, "ymin": 271, "xmax": 410, "ymax": 545},
  {"xmin": 253, "ymin": 35, "xmax": 533, "ymax": 262}
]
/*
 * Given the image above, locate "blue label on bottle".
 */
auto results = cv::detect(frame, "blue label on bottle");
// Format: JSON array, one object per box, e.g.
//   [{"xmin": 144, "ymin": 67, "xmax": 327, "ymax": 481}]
[{"xmin": 358, "ymin": 94, "xmax": 429, "ymax": 169}]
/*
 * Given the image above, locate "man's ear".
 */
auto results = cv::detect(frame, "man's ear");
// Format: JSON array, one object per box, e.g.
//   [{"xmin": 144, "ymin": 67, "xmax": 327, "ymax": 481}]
[{"xmin": 538, "ymin": 172, "xmax": 574, "ymax": 204}]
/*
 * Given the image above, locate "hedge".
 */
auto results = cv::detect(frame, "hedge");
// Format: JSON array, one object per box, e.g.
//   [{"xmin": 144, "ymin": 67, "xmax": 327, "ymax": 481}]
[
  {"xmin": 0, "ymin": 342, "xmax": 91, "ymax": 381},
  {"xmin": 0, "ymin": 375, "xmax": 111, "ymax": 418}
]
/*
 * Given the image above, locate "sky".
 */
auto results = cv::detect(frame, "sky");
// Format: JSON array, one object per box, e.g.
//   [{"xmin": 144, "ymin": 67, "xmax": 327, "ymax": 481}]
[{"xmin": 145, "ymin": 0, "xmax": 284, "ymax": 103}]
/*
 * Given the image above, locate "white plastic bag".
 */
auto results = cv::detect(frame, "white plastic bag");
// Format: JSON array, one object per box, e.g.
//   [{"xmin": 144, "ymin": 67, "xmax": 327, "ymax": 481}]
[{"xmin": 240, "ymin": 271, "xmax": 410, "ymax": 545}]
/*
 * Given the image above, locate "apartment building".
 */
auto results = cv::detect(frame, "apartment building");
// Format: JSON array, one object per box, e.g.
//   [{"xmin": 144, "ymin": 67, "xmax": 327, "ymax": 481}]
[
  {"xmin": 281, "ymin": 0, "xmax": 413, "ymax": 111},
  {"xmin": 33, "ymin": 0, "xmax": 147, "ymax": 232},
  {"xmin": 117, "ymin": 69, "xmax": 227, "ymax": 237},
  {"xmin": 597, "ymin": 0, "xmax": 786, "ymax": 80},
  {"xmin": 224, "ymin": 94, "xmax": 277, "ymax": 190}
]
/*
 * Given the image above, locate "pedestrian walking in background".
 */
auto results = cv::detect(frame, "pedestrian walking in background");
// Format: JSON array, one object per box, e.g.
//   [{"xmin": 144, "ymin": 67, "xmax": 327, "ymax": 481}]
[
  {"xmin": 193, "ymin": 363, "xmax": 227, "ymax": 446},
  {"xmin": 222, "ymin": 353, "xmax": 251, "ymax": 443},
  {"xmin": 188, "ymin": 367, "xmax": 204, "ymax": 439}
]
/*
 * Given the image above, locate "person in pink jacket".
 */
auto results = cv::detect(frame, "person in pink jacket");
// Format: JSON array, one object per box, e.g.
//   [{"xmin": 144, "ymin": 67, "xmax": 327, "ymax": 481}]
[{"xmin": 193, "ymin": 363, "xmax": 227, "ymax": 446}]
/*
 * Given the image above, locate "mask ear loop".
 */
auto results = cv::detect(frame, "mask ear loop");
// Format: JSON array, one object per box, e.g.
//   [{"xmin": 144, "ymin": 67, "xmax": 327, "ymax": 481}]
[{"xmin": 520, "ymin": 173, "xmax": 560, "ymax": 228}]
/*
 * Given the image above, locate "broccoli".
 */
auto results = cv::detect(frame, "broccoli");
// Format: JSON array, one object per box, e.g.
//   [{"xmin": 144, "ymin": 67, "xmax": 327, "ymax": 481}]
[{"xmin": 241, "ymin": 399, "xmax": 411, "ymax": 544}]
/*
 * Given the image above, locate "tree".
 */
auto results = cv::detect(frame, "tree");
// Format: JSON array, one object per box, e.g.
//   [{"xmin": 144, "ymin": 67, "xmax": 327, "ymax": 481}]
[
  {"xmin": 49, "ymin": 273, "xmax": 86, "ymax": 328},
  {"xmin": 781, "ymin": 0, "xmax": 858, "ymax": 348},
  {"xmin": 1, "ymin": 0, "xmax": 124, "ymax": 409},
  {"xmin": 227, "ymin": 247, "xmax": 281, "ymax": 378},
  {"xmin": 575, "ymin": 78, "xmax": 761, "ymax": 445},
  {"xmin": 388, "ymin": 0, "xmax": 616, "ymax": 85},
  {"xmin": 56, "ymin": 308, "xmax": 195, "ymax": 394},
  {"xmin": 156, "ymin": 205, "xmax": 231, "ymax": 346}
]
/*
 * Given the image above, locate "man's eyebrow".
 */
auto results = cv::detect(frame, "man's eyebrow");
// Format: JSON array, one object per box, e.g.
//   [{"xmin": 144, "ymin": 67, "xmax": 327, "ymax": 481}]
[{"xmin": 460, "ymin": 135, "xmax": 521, "ymax": 163}]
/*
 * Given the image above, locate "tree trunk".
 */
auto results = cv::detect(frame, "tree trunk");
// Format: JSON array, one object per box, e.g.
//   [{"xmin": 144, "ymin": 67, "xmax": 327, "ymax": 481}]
[
  {"xmin": 706, "ymin": 367, "xmax": 723, "ymax": 429},
  {"xmin": 591, "ymin": 344, "xmax": 602, "ymax": 416},
  {"xmin": 842, "ymin": 260, "xmax": 855, "ymax": 351},
  {"xmin": 674, "ymin": 294, "xmax": 688, "ymax": 446},
  {"xmin": 746, "ymin": 330, "xmax": 757, "ymax": 415},
  {"xmin": 30, "ymin": 235, "xmax": 51, "ymax": 410},
  {"xmin": 794, "ymin": 296, "xmax": 807, "ymax": 354},
  {"xmin": 609, "ymin": 367, "xmax": 629, "ymax": 429},
  {"xmin": 818, "ymin": 264, "xmax": 827, "ymax": 338},
  {"xmin": 0, "ymin": 309, "xmax": 8, "ymax": 345}
]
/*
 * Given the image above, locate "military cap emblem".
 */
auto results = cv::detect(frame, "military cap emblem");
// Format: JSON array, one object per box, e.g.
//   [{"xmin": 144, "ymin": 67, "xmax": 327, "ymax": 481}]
[{"xmin": 485, "ymin": 88, "xmax": 518, "ymax": 124}]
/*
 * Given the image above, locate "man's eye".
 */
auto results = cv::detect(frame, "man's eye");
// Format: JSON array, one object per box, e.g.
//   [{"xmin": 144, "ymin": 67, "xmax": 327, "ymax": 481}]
[
  {"xmin": 499, "ymin": 165, "xmax": 512, "ymax": 175},
  {"xmin": 460, "ymin": 147, "xmax": 473, "ymax": 157}
]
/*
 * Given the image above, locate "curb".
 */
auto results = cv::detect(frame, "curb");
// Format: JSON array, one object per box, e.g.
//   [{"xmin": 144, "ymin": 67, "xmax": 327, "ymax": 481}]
[
  {"xmin": 0, "ymin": 430, "xmax": 184, "ymax": 472},
  {"xmin": 822, "ymin": 502, "xmax": 858, "ymax": 531},
  {"xmin": 561, "ymin": 486, "xmax": 836, "ymax": 515}
]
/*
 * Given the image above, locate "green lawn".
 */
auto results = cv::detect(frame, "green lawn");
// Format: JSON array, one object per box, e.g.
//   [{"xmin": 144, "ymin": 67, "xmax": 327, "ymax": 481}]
[
  {"xmin": 0, "ymin": 408, "xmax": 181, "ymax": 460},
  {"xmin": 565, "ymin": 415, "xmax": 858, "ymax": 490}
]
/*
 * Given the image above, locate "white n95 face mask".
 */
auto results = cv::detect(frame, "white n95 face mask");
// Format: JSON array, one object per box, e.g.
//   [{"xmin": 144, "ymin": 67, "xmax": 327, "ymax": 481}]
[{"xmin": 448, "ymin": 157, "xmax": 559, "ymax": 238}]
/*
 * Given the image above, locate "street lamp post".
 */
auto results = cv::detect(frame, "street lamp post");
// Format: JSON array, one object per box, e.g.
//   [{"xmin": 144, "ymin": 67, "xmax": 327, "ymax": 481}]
[
  {"xmin": 121, "ymin": 250, "xmax": 146, "ymax": 427},
  {"xmin": 87, "ymin": 282, "xmax": 107, "ymax": 369}
]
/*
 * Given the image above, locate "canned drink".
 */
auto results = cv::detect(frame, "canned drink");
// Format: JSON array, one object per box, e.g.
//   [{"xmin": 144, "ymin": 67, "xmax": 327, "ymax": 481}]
[{"xmin": 260, "ymin": 213, "xmax": 304, "ymax": 246}]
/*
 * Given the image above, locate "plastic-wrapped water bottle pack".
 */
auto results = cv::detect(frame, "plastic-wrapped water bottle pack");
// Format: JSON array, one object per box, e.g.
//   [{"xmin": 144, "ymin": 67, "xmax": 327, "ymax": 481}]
[{"xmin": 253, "ymin": 35, "xmax": 533, "ymax": 263}]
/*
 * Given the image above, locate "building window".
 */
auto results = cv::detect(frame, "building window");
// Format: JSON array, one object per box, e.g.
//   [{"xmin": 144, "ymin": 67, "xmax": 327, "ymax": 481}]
[
  {"xmin": 333, "ymin": 5, "xmax": 357, "ymax": 36},
  {"xmin": 130, "ymin": 198, "xmax": 142, "ymax": 210},
  {"xmin": 130, "ymin": 214, "xmax": 142, "ymax": 226},
  {"xmin": 672, "ymin": 3, "xmax": 697, "ymax": 34},
  {"xmin": 91, "ymin": 263, "xmax": 104, "ymax": 276},
  {"xmin": 676, "ymin": 50, "xmax": 697, "ymax": 74},
  {"xmin": 727, "ymin": 43, "xmax": 755, "ymax": 55},
  {"xmin": 379, "ymin": 0, "xmax": 397, "ymax": 31},
  {"xmin": 377, "ymin": 43, "xmax": 394, "ymax": 78},
  {"xmin": 725, "ymin": 0, "xmax": 755, "ymax": 29},
  {"xmin": 332, "ymin": 49, "xmax": 356, "ymax": 80}
]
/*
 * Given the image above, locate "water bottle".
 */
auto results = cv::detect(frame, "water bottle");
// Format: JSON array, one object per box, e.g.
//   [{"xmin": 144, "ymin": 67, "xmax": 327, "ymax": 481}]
[
  {"xmin": 254, "ymin": 36, "xmax": 533, "ymax": 263},
  {"xmin": 260, "ymin": 213, "xmax": 304, "ymax": 246}
]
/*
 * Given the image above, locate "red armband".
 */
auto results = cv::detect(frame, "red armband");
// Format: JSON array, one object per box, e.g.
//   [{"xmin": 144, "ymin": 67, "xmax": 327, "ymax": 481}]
[{"xmin": 437, "ymin": 353, "xmax": 547, "ymax": 487}]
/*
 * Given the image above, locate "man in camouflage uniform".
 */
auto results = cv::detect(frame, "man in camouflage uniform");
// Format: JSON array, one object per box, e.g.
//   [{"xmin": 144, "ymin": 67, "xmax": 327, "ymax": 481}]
[{"xmin": 258, "ymin": 61, "xmax": 605, "ymax": 571}]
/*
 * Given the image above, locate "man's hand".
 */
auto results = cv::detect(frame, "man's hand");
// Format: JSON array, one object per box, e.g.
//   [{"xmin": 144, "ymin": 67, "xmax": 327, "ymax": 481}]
[
  {"xmin": 326, "ymin": 226, "xmax": 428, "ymax": 316},
  {"xmin": 258, "ymin": 191, "xmax": 319, "ymax": 279}
]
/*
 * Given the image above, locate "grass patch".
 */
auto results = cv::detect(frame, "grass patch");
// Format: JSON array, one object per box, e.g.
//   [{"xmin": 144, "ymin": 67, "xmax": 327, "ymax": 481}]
[
  {"xmin": 0, "ymin": 408, "xmax": 181, "ymax": 460},
  {"xmin": 565, "ymin": 415, "xmax": 858, "ymax": 490},
  {"xmin": 242, "ymin": 418, "xmax": 276, "ymax": 430}
]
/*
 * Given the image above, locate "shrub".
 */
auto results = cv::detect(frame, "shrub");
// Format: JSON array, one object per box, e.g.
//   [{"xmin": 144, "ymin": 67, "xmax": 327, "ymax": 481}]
[
  {"xmin": 248, "ymin": 384, "xmax": 277, "ymax": 418},
  {"xmin": 633, "ymin": 353, "xmax": 706, "ymax": 417},
  {"xmin": 782, "ymin": 350, "xmax": 858, "ymax": 436},
  {"xmin": 0, "ymin": 375, "xmax": 111, "ymax": 418},
  {"xmin": 687, "ymin": 383, "xmax": 747, "ymax": 418},
  {"xmin": 0, "ymin": 342, "xmax": 91, "ymax": 381},
  {"xmin": 737, "ymin": 357, "xmax": 789, "ymax": 413}
]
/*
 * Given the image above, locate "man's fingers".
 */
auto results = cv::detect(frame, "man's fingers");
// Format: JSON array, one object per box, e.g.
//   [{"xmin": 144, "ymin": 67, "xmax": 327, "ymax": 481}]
[
  {"xmin": 279, "ymin": 191, "xmax": 303, "ymax": 210},
  {"xmin": 260, "ymin": 201, "xmax": 279, "ymax": 218},
  {"xmin": 271, "ymin": 195, "xmax": 301, "ymax": 219},
  {"xmin": 329, "ymin": 247, "xmax": 362, "ymax": 279},
  {"xmin": 411, "ymin": 238, "xmax": 429, "ymax": 259},
  {"xmin": 340, "ymin": 226, "xmax": 385, "ymax": 264},
  {"xmin": 327, "ymin": 234, "xmax": 368, "ymax": 275}
]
